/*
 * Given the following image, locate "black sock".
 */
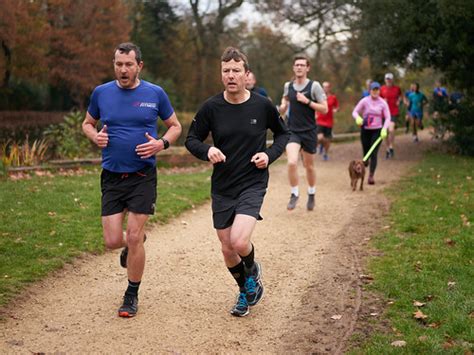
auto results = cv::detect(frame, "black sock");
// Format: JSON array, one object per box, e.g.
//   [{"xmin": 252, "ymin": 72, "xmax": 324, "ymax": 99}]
[
  {"xmin": 240, "ymin": 244, "xmax": 255, "ymax": 271},
  {"xmin": 228, "ymin": 261, "xmax": 246, "ymax": 290},
  {"xmin": 125, "ymin": 280, "xmax": 141, "ymax": 296}
]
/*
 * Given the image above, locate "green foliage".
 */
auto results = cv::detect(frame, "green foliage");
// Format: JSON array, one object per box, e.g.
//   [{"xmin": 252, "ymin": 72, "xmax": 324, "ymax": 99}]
[
  {"xmin": 44, "ymin": 111, "xmax": 96, "ymax": 159},
  {"xmin": 351, "ymin": 152, "xmax": 474, "ymax": 354},
  {"xmin": 357, "ymin": 0, "xmax": 474, "ymax": 93},
  {"xmin": 0, "ymin": 168, "xmax": 211, "ymax": 307},
  {"xmin": 445, "ymin": 97, "xmax": 474, "ymax": 156}
]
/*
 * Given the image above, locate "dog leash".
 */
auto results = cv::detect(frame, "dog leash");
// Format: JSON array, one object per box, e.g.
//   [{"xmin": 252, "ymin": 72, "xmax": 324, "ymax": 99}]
[{"xmin": 363, "ymin": 136, "xmax": 383, "ymax": 162}]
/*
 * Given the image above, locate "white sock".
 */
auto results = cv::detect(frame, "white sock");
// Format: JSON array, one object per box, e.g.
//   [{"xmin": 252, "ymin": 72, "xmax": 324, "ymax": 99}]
[
  {"xmin": 291, "ymin": 186, "xmax": 299, "ymax": 197},
  {"xmin": 308, "ymin": 186, "xmax": 316, "ymax": 195}
]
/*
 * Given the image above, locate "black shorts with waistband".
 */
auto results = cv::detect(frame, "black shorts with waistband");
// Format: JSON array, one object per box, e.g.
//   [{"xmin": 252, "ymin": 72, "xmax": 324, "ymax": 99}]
[
  {"xmin": 211, "ymin": 186, "xmax": 266, "ymax": 230},
  {"xmin": 101, "ymin": 165, "xmax": 157, "ymax": 216}
]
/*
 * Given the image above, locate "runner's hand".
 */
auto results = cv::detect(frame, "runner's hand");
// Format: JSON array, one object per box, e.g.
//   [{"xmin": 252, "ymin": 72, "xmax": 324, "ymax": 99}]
[
  {"xmin": 296, "ymin": 92, "xmax": 310, "ymax": 104},
  {"xmin": 208, "ymin": 147, "xmax": 226, "ymax": 164},
  {"xmin": 381, "ymin": 128, "xmax": 388, "ymax": 139},
  {"xmin": 135, "ymin": 132, "xmax": 162, "ymax": 159},
  {"xmin": 251, "ymin": 152, "xmax": 269, "ymax": 169},
  {"xmin": 95, "ymin": 125, "xmax": 108, "ymax": 148},
  {"xmin": 355, "ymin": 116, "xmax": 363, "ymax": 126}
]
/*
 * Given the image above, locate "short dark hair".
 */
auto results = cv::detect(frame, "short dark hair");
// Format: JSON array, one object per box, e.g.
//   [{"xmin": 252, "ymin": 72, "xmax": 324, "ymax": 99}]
[
  {"xmin": 221, "ymin": 47, "xmax": 249, "ymax": 71},
  {"xmin": 114, "ymin": 42, "xmax": 142, "ymax": 64},
  {"xmin": 293, "ymin": 53, "xmax": 310, "ymax": 66}
]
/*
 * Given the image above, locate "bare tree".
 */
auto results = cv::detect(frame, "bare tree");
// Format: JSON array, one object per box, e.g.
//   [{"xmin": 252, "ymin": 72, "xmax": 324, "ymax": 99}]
[
  {"xmin": 189, "ymin": 0, "xmax": 244, "ymax": 101},
  {"xmin": 254, "ymin": 0, "xmax": 354, "ymax": 69}
]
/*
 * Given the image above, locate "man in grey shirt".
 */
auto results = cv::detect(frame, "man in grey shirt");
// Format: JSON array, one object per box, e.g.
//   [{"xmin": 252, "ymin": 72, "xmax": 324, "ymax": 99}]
[{"xmin": 279, "ymin": 54, "xmax": 328, "ymax": 211}]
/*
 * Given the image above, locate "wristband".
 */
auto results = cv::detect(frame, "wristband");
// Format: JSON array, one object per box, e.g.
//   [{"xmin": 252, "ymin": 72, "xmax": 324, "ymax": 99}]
[
  {"xmin": 307, "ymin": 99, "xmax": 312, "ymax": 106},
  {"xmin": 160, "ymin": 137, "xmax": 170, "ymax": 150}
]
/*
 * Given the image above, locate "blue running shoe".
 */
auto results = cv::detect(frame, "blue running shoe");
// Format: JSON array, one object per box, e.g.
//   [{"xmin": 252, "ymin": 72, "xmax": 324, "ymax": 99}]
[
  {"xmin": 230, "ymin": 292, "xmax": 249, "ymax": 317},
  {"xmin": 245, "ymin": 263, "xmax": 264, "ymax": 306},
  {"xmin": 318, "ymin": 144, "xmax": 324, "ymax": 155},
  {"xmin": 323, "ymin": 154, "xmax": 329, "ymax": 161}
]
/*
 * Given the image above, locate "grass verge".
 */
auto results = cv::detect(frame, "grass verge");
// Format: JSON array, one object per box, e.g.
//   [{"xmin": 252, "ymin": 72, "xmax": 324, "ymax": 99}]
[
  {"xmin": 350, "ymin": 152, "xmax": 473, "ymax": 354},
  {"xmin": 0, "ymin": 167, "xmax": 211, "ymax": 307}
]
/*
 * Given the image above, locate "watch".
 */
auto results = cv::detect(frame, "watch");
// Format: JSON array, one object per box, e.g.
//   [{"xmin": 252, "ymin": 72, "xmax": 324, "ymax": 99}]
[{"xmin": 160, "ymin": 137, "xmax": 170, "ymax": 150}]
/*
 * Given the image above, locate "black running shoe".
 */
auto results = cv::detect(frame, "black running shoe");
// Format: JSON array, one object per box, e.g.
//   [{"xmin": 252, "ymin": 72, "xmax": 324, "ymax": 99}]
[
  {"xmin": 245, "ymin": 263, "xmax": 264, "ymax": 307},
  {"xmin": 307, "ymin": 194, "xmax": 315, "ymax": 211},
  {"xmin": 389, "ymin": 148, "xmax": 394, "ymax": 158},
  {"xmin": 287, "ymin": 194, "xmax": 299, "ymax": 210},
  {"xmin": 230, "ymin": 292, "xmax": 249, "ymax": 317},
  {"xmin": 120, "ymin": 234, "xmax": 147, "ymax": 268},
  {"xmin": 118, "ymin": 293, "xmax": 138, "ymax": 318},
  {"xmin": 385, "ymin": 149, "xmax": 390, "ymax": 159}
]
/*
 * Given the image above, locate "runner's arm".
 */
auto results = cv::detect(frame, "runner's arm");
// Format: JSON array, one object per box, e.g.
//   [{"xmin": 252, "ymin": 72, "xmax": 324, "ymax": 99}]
[
  {"xmin": 185, "ymin": 108, "xmax": 212, "ymax": 161},
  {"xmin": 265, "ymin": 107, "xmax": 290, "ymax": 165}
]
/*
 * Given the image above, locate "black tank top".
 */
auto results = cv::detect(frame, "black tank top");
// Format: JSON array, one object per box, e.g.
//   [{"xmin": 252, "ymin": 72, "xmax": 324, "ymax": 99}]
[{"xmin": 288, "ymin": 80, "xmax": 315, "ymax": 132}]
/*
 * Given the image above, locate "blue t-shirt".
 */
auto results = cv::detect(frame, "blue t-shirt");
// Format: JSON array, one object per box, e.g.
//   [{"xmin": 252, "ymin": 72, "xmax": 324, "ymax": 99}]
[
  {"xmin": 88, "ymin": 80, "xmax": 174, "ymax": 173},
  {"xmin": 408, "ymin": 91, "xmax": 427, "ymax": 116}
]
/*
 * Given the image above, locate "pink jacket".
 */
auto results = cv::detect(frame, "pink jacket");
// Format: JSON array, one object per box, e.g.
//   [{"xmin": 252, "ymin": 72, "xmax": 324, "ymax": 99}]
[{"xmin": 352, "ymin": 96, "xmax": 391, "ymax": 130}]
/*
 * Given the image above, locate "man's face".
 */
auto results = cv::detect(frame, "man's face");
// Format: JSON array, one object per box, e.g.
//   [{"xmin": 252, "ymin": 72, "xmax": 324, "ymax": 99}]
[
  {"xmin": 245, "ymin": 72, "xmax": 256, "ymax": 90},
  {"xmin": 385, "ymin": 78, "xmax": 393, "ymax": 86},
  {"xmin": 323, "ymin": 82, "xmax": 331, "ymax": 94},
  {"xmin": 293, "ymin": 59, "xmax": 309, "ymax": 78},
  {"xmin": 113, "ymin": 50, "xmax": 143, "ymax": 89},
  {"xmin": 222, "ymin": 59, "xmax": 247, "ymax": 94}
]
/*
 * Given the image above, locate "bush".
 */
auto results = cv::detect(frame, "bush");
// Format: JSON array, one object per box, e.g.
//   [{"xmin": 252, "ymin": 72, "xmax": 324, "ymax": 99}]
[
  {"xmin": 0, "ymin": 111, "xmax": 67, "ymax": 143},
  {"xmin": 445, "ymin": 97, "xmax": 474, "ymax": 156},
  {"xmin": 44, "ymin": 111, "xmax": 97, "ymax": 159},
  {"xmin": 0, "ymin": 137, "xmax": 50, "ymax": 167}
]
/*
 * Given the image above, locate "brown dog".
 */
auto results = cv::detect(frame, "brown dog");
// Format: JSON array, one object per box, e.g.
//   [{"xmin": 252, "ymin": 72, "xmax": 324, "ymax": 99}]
[{"xmin": 349, "ymin": 160, "xmax": 365, "ymax": 191}]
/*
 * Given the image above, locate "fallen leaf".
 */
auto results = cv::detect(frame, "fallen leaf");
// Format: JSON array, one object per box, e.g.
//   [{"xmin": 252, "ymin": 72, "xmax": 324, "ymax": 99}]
[
  {"xmin": 415, "ymin": 261, "xmax": 423, "ymax": 272},
  {"xmin": 181, "ymin": 220, "xmax": 188, "ymax": 225},
  {"xmin": 370, "ymin": 312, "xmax": 378, "ymax": 316},
  {"xmin": 413, "ymin": 310, "xmax": 428, "ymax": 320},
  {"xmin": 391, "ymin": 340, "xmax": 406, "ymax": 347},
  {"xmin": 444, "ymin": 238, "xmax": 456, "ymax": 246},
  {"xmin": 428, "ymin": 322, "xmax": 441, "ymax": 328},
  {"xmin": 48, "ymin": 211, "xmax": 56, "ymax": 216},
  {"xmin": 448, "ymin": 281, "xmax": 456, "ymax": 289},
  {"xmin": 359, "ymin": 274, "xmax": 374, "ymax": 281},
  {"xmin": 467, "ymin": 176, "xmax": 472, "ymax": 180},
  {"xmin": 413, "ymin": 300, "xmax": 425, "ymax": 307},
  {"xmin": 330, "ymin": 314, "xmax": 342, "ymax": 320},
  {"xmin": 424, "ymin": 295, "xmax": 434, "ymax": 301},
  {"xmin": 50, "ymin": 230, "xmax": 56, "ymax": 236},
  {"xmin": 418, "ymin": 335, "xmax": 428, "ymax": 342},
  {"xmin": 443, "ymin": 341, "xmax": 454, "ymax": 349}
]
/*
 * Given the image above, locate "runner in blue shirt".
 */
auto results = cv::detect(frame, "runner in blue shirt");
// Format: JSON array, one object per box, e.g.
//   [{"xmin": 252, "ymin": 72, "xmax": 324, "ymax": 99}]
[
  {"xmin": 407, "ymin": 83, "xmax": 428, "ymax": 142},
  {"xmin": 82, "ymin": 42, "xmax": 182, "ymax": 318}
]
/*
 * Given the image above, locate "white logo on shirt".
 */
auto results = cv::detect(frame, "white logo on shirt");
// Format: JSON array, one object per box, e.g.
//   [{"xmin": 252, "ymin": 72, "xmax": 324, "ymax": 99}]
[{"xmin": 250, "ymin": 118, "xmax": 257, "ymax": 125}]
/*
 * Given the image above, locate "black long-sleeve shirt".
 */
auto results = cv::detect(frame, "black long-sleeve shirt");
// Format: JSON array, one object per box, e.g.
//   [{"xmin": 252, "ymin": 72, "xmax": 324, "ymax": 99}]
[{"xmin": 185, "ymin": 92, "xmax": 289, "ymax": 198}]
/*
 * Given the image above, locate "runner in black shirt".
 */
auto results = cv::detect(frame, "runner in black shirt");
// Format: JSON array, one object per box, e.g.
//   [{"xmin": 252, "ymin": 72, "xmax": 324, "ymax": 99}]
[
  {"xmin": 279, "ymin": 54, "xmax": 327, "ymax": 211},
  {"xmin": 186, "ymin": 47, "xmax": 289, "ymax": 317}
]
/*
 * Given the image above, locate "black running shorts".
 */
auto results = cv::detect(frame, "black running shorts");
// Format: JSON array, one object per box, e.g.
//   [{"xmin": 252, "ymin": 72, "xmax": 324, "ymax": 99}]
[
  {"xmin": 316, "ymin": 125, "xmax": 333, "ymax": 139},
  {"xmin": 101, "ymin": 166, "xmax": 157, "ymax": 216},
  {"xmin": 211, "ymin": 186, "xmax": 266, "ymax": 230},
  {"xmin": 288, "ymin": 129, "xmax": 317, "ymax": 154}
]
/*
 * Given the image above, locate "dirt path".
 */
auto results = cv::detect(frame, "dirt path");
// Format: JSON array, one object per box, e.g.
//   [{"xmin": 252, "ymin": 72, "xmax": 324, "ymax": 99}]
[{"xmin": 0, "ymin": 132, "xmax": 435, "ymax": 354}]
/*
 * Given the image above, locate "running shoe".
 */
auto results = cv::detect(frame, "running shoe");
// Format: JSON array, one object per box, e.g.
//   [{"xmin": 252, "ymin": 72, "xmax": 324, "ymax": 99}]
[
  {"xmin": 244, "ymin": 268, "xmax": 264, "ymax": 307},
  {"xmin": 120, "ymin": 234, "xmax": 147, "ymax": 268},
  {"xmin": 230, "ymin": 292, "xmax": 249, "ymax": 317},
  {"xmin": 385, "ymin": 149, "xmax": 390, "ymax": 159},
  {"xmin": 118, "ymin": 293, "xmax": 138, "ymax": 317},
  {"xmin": 287, "ymin": 194, "xmax": 299, "ymax": 210},
  {"xmin": 413, "ymin": 136, "xmax": 419, "ymax": 143},
  {"xmin": 389, "ymin": 148, "xmax": 394, "ymax": 158},
  {"xmin": 368, "ymin": 175, "xmax": 375, "ymax": 185},
  {"xmin": 323, "ymin": 154, "xmax": 329, "ymax": 161},
  {"xmin": 318, "ymin": 144, "xmax": 324, "ymax": 155},
  {"xmin": 307, "ymin": 194, "xmax": 315, "ymax": 211}
]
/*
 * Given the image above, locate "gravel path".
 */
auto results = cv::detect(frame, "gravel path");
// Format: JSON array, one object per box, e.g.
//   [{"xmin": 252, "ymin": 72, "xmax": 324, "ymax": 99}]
[{"xmin": 0, "ymin": 132, "xmax": 435, "ymax": 354}]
